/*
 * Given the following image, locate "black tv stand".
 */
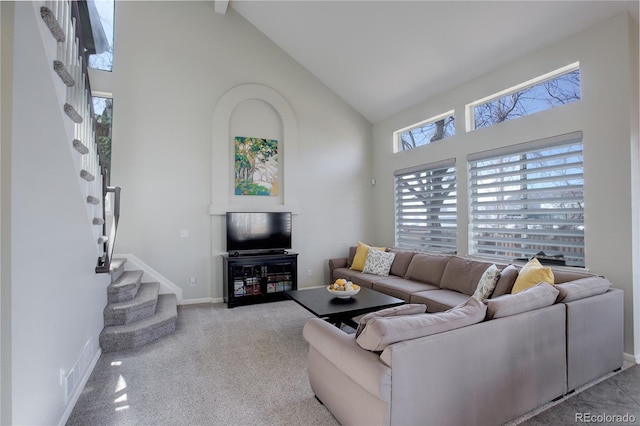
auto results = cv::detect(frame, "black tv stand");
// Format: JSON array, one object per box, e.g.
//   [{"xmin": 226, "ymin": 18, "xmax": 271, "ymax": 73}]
[
  {"xmin": 228, "ymin": 249, "xmax": 288, "ymax": 257},
  {"xmin": 222, "ymin": 252, "xmax": 298, "ymax": 308}
]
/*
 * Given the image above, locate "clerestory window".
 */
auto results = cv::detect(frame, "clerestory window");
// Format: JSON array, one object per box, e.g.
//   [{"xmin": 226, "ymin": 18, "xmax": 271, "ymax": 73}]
[
  {"xmin": 394, "ymin": 111, "xmax": 455, "ymax": 152},
  {"xmin": 467, "ymin": 63, "xmax": 580, "ymax": 131}
]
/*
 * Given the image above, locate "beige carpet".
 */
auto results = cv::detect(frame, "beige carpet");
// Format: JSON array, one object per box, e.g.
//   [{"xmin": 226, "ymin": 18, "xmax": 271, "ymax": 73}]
[
  {"xmin": 508, "ymin": 361, "xmax": 635, "ymax": 425},
  {"xmin": 67, "ymin": 301, "xmax": 339, "ymax": 425},
  {"xmin": 67, "ymin": 300, "xmax": 630, "ymax": 425}
]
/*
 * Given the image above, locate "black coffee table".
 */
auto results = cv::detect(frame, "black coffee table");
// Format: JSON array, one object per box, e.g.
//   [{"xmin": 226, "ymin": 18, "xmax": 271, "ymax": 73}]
[{"xmin": 285, "ymin": 286, "xmax": 405, "ymax": 329}]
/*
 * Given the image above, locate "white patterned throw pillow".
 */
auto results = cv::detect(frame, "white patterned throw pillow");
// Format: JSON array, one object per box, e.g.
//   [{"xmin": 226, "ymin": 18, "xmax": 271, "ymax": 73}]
[
  {"xmin": 472, "ymin": 264, "xmax": 501, "ymax": 301},
  {"xmin": 362, "ymin": 249, "xmax": 396, "ymax": 276}
]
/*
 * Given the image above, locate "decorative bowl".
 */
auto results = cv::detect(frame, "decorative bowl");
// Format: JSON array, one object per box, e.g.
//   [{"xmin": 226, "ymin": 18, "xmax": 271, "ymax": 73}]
[{"xmin": 327, "ymin": 286, "xmax": 360, "ymax": 299}]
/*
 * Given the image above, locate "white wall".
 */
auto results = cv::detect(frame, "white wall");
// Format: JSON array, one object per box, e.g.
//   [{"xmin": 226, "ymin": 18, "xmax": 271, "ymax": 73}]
[
  {"xmin": 10, "ymin": 3, "xmax": 110, "ymax": 424},
  {"xmin": 0, "ymin": 2, "xmax": 13, "ymax": 424},
  {"xmin": 90, "ymin": 1, "xmax": 372, "ymax": 301},
  {"xmin": 631, "ymin": 12, "xmax": 640, "ymax": 361},
  {"xmin": 372, "ymin": 12, "xmax": 639, "ymax": 357}
]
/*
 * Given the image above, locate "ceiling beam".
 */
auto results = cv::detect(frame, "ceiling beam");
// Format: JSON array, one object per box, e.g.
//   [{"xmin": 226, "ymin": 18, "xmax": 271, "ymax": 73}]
[{"xmin": 214, "ymin": 0, "xmax": 229, "ymax": 15}]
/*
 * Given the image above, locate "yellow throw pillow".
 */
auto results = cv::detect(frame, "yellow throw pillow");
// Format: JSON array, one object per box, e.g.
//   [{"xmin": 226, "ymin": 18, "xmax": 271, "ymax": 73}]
[
  {"xmin": 511, "ymin": 258, "xmax": 554, "ymax": 294},
  {"xmin": 350, "ymin": 241, "xmax": 385, "ymax": 271}
]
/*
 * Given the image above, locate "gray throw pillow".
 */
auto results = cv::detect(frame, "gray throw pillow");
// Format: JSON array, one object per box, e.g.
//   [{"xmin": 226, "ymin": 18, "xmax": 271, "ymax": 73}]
[
  {"xmin": 356, "ymin": 303, "xmax": 427, "ymax": 337},
  {"xmin": 555, "ymin": 276, "xmax": 611, "ymax": 302},
  {"xmin": 484, "ymin": 282, "xmax": 559, "ymax": 320},
  {"xmin": 356, "ymin": 297, "xmax": 486, "ymax": 352}
]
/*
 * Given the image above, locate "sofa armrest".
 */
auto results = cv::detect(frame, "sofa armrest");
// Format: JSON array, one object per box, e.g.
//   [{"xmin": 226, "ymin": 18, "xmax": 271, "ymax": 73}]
[
  {"xmin": 328, "ymin": 257, "xmax": 348, "ymax": 279},
  {"xmin": 303, "ymin": 318, "xmax": 391, "ymax": 401},
  {"xmin": 564, "ymin": 288, "xmax": 623, "ymax": 391}
]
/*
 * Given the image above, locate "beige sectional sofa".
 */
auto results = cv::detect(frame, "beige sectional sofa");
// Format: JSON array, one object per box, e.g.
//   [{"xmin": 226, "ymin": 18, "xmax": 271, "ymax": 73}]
[{"xmin": 302, "ymin": 246, "xmax": 624, "ymax": 426}]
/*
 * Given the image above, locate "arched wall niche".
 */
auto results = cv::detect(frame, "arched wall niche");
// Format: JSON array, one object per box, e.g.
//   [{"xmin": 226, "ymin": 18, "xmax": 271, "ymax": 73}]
[{"xmin": 210, "ymin": 83, "xmax": 300, "ymax": 214}]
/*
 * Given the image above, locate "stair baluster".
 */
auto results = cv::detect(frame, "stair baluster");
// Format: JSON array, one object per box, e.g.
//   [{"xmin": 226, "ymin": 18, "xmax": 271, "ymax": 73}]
[{"xmin": 40, "ymin": 1, "xmax": 119, "ymax": 272}]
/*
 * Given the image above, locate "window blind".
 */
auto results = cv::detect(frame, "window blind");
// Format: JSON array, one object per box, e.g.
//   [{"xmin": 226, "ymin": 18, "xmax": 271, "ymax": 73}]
[
  {"xmin": 394, "ymin": 159, "xmax": 457, "ymax": 253},
  {"xmin": 468, "ymin": 132, "xmax": 584, "ymax": 266}
]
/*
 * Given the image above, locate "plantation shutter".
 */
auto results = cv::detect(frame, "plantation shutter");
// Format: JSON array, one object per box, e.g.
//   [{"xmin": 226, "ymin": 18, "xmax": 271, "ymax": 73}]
[
  {"xmin": 394, "ymin": 159, "xmax": 457, "ymax": 253},
  {"xmin": 468, "ymin": 131, "xmax": 584, "ymax": 266}
]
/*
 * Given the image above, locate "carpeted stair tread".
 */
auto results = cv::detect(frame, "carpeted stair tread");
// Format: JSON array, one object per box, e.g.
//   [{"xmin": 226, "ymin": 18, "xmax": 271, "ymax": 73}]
[
  {"xmin": 109, "ymin": 258, "xmax": 127, "ymax": 282},
  {"xmin": 110, "ymin": 258, "xmax": 127, "ymax": 270},
  {"xmin": 107, "ymin": 270, "xmax": 143, "ymax": 303},
  {"xmin": 99, "ymin": 294, "xmax": 178, "ymax": 353},
  {"xmin": 103, "ymin": 282, "xmax": 160, "ymax": 326}
]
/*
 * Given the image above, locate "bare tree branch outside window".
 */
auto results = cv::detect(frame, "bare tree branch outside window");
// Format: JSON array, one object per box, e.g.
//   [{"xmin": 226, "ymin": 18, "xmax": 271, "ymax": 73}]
[
  {"xmin": 88, "ymin": 0, "xmax": 114, "ymax": 72},
  {"xmin": 93, "ymin": 97, "xmax": 113, "ymax": 184},
  {"xmin": 399, "ymin": 115, "xmax": 455, "ymax": 151},
  {"xmin": 474, "ymin": 69, "xmax": 580, "ymax": 129}
]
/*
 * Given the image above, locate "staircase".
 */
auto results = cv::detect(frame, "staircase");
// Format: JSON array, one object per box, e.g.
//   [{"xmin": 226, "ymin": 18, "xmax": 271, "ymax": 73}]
[
  {"xmin": 38, "ymin": 2, "xmax": 179, "ymax": 352},
  {"xmin": 39, "ymin": 1, "xmax": 117, "ymax": 271},
  {"xmin": 39, "ymin": 0, "xmax": 178, "ymax": 352},
  {"xmin": 99, "ymin": 258, "xmax": 178, "ymax": 353}
]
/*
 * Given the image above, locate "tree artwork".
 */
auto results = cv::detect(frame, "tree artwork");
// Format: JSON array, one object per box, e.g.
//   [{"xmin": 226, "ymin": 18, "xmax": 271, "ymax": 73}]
[{"xmin": 234, "ymin": 137, "xmax": 278, "ymax": 196}]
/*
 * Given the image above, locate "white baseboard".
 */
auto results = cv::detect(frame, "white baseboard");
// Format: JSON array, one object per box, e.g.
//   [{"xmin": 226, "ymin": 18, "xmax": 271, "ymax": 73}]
[
  {"xmin": 115, "ymin": 253, "xmax": 184, "ymax": 304},
  {"xmin": 57, "ymin": 347, "xmax": 101, "ymax": 426},
  {"xmin": 180, "ymin": 297, "xmax": 224, "ymax": 305},
  {"xmin": 623, "ymin": 352, "xmax": 639, "ymax": 364}
]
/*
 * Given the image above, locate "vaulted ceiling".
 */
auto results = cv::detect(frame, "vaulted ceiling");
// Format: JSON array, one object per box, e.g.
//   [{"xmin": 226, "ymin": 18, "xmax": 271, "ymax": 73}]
[{"xmin": 227, "ymin": 0, "xmax": 638, "ymax": 123}]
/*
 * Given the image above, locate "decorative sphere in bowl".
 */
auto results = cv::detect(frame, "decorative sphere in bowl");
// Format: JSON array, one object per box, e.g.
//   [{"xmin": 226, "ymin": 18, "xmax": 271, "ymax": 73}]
[{"xmin": 328, "ymin": 279, "xmax": 360, "ymax": 298}]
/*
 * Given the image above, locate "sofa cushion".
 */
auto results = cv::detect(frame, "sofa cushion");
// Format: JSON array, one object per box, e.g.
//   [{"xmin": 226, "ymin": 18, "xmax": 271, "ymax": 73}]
[
  {"xmin": 409, "ymin": 289, "xmax": 470, "ymax": 313},
  {"xmin": 348, "ymin": 271, "xmax": 388, "ymax": 289},
  {"xmin": 472, "ymin": 264, "xmax": 501, "ymax": 301},
  {"xmin": 332, "ymin": 267, "xmax": 352, "ymax": 282},
  {"xmin": 356, "ymin": 297, "xmax": 486, "ymax": 351},
  {"xmin": 372, "ymin": 277, "xmax": 439, "ymax": 302},
  {"xmin": 491, "ymin": 264, "xmax": 519, "ymax": 298},
  {"xmin": 511, "ymin": 258, "xmax": 554, "ymax": 294},
  {"xmin": 555, "ymin": 276, "xmax": 611, "ymax": 303},
  {"xmin": 362, "ymin": 249, "xmax": 396, "ymax": 276},
  {"xmin": 387, "ymin": 248, "xmax": 415, "ymax": 277},
  {"xmin": 350, "ymin": 242, "xmax": 385, "ymax": 272},
  {"xmin": 355, "ymin": 304, "xmax": 427, "ymax": 337},
  {"xmin": 553, "ymin": 269, "xmax": 599, "ymax": 284},
  {"xmin": 440, "ymin": 256, "xmax": 496, "ymax": 295},
  {"xmin": 404, "ymin": 253, "xmax": 450, "ymax": 285},
  {"xmin": 485, "ymin": 282, "xmax": 559, "ymax": 320},
  {"xmin": 347, "ymin": 246, "xmax": 357, "ymax": 268}
]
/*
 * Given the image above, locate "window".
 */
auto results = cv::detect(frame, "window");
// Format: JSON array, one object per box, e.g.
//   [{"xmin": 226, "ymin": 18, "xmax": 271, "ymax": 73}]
[
  {"xmin": 395, "ymin": 111, "xmax": 455, "ymax": 152},
  {"xmin": 468, "ymin": 132, "xmax": 584, "ymax": 266},
  {"xmin": 93, "ymin": 96, "xmax": 113, "ymax": 183},
  {"xmin": 87, "ymin": 0, "xmax": 115, "ymax": 71},
  {"xmin": 394, "ymin": 160, "xmax": 457, "ymax": 253},
  {"xmin": 467, "ymin": 63, "xmax": 580, "ymax": 130}
]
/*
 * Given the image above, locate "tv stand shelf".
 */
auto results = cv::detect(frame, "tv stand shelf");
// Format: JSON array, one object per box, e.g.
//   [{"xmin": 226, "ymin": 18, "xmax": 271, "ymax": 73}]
[{"xmin": 222, "ymin": 252, "xmax": 298, "ymax": 308}]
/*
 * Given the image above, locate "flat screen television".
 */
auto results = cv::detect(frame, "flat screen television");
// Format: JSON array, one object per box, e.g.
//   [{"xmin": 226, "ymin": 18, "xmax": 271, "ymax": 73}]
[{"xmin": 226, "ymin": 212, "xmax": 292, "ymax": 254}]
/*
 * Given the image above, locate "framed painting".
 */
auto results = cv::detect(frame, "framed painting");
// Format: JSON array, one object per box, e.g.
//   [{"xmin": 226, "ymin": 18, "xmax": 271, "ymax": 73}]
[{"xmin": 234, "ymin": 136, "xmax": 278, "ymax": 196}]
